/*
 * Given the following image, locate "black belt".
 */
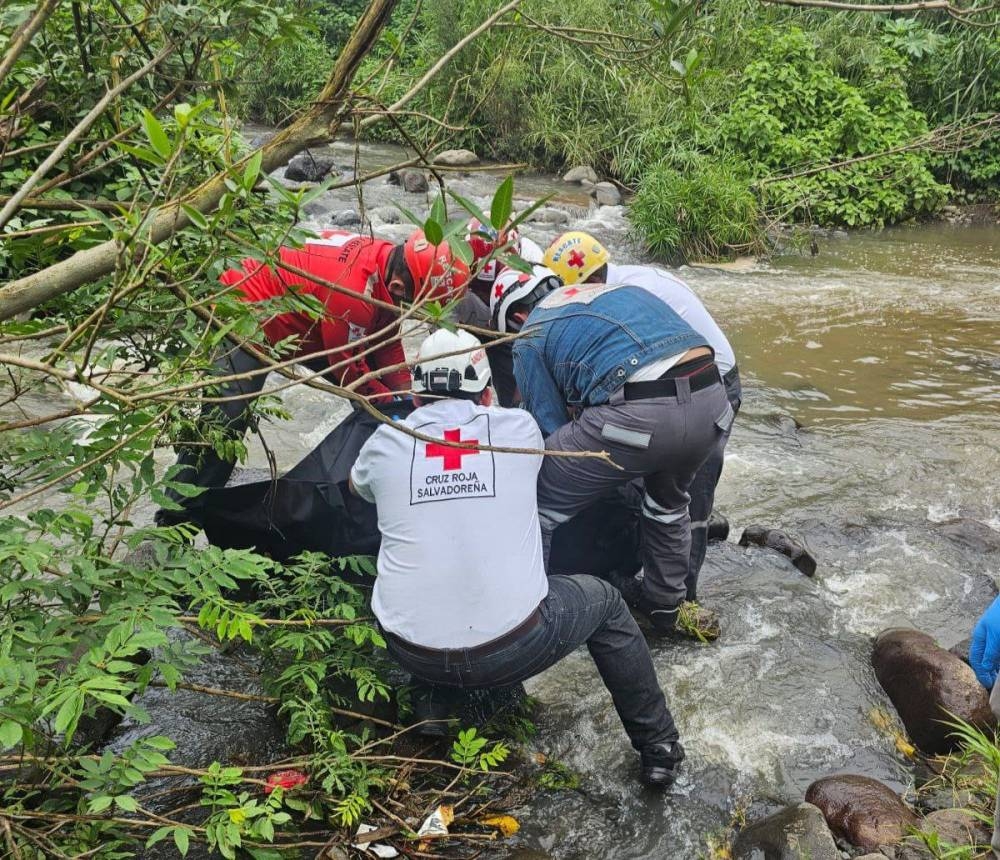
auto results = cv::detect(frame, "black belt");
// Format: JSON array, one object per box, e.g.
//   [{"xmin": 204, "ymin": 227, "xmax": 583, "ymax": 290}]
[
  {"xmin": 384, "ymin": 606, "xmax": 543, "ymax": 661},
  {"xmin": 723, "ymin": 365, "xmax": 740, "ymax": 386},
  {"xmin": 623, "ymin": 360, "xmax": 721, "ymax": 402}
]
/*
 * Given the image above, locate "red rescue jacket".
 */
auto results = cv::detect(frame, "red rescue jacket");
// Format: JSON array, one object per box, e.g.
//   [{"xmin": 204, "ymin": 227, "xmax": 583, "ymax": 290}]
[{"xmin": 220, "ymin": 231, "xmax": 409, "ymax": 399}]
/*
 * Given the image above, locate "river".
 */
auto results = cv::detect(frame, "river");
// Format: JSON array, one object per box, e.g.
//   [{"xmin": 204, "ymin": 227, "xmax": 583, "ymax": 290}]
[
  {"xmin": 282, "ymin": 141, "xmax": 1000, "ymax": 857},
  {"xmin": 7, "ymin": 135, "xmax": 1000, "ymax": 857}
]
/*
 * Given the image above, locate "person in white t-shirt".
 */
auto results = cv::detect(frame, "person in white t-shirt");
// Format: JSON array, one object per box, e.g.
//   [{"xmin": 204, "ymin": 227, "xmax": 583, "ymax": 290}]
[
  {"xmin": 543, "ymin": 231, "xmax": 743, "ymax": 618},
  {"xmin": 350, "ymin": 328, "xmax": 686, "ymax": 787}
]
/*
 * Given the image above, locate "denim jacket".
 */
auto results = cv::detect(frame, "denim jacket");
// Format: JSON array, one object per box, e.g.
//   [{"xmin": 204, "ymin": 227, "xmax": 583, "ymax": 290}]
[{"xmin": 512, "ymin": 283, "xmax": 709, "ymax": 436}]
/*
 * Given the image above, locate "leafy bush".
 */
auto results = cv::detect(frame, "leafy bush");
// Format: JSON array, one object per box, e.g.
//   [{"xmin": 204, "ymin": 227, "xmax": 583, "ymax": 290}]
[
  {"xmin": 630, "ymin": 155, "xmax": 762, "ymax": 263},
  {"xmin": 717, "ymin": 28, "xmax": 949, "ymax": 227}
]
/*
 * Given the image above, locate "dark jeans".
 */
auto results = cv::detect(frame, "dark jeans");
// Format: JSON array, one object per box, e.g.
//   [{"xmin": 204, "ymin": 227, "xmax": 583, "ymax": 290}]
[
  {"xmin": 686, "ymin": 366, "xmax": 743, "ymax": 600},
  {"xmin": 386, "ymin": 574, "xmax": 678, "ymax": 750}
]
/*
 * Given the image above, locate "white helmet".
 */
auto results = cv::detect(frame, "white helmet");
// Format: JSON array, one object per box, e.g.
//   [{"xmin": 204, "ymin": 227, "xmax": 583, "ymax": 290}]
[
  {"xmin": 489, "ymin": 266, "xmax": 563, "ymax": 333},
  {"xmin": 412, "ymin": 329, "xmax": 492, "ymax": 395}
]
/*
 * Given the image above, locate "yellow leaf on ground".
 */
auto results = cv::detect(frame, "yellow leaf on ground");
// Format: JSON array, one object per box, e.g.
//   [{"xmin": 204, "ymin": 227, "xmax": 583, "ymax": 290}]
[{"xmin": 481, "ymin": 814, "xmax": 520, "ymax": 837}]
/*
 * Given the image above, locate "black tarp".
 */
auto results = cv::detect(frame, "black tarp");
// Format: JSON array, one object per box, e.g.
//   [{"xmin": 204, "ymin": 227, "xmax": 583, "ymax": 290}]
[{"xmin": 187, "ymin": 403, "xmax": 642, "ymax": 576}]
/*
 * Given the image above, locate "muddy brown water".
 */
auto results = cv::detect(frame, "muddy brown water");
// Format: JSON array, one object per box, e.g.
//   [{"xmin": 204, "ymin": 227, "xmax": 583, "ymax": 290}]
[{"xmin": 4, "ymin": 137, "xmax": 999, "ymax": 857}]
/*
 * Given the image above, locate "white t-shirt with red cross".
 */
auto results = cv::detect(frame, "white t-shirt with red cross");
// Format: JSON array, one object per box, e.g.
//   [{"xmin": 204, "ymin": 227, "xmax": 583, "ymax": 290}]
[{"xmin": 350, "ymin": 398, "xmax": 548, "ymax": 649}]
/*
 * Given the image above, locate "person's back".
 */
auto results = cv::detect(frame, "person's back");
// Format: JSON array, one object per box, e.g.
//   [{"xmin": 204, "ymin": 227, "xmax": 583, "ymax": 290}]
[
  {"xmin": 606, "ymin": 263, "xmax": 735, "ymax": 376},
  {"xmin": 352, "ymin": 397, "xmax": 547, "ymax": 648}
]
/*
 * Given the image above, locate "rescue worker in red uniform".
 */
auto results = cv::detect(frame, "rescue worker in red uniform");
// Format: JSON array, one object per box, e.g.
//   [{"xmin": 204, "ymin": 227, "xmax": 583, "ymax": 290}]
[{"xmin": 155, "ymin": 228, "xmax": 469, "ymax": 526}]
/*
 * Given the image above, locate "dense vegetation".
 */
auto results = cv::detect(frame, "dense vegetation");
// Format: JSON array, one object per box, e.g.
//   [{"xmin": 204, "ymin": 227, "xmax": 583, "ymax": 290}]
[{"xmin": 247, "ymin": 0, "xmax": 1000, "ymax": 260}]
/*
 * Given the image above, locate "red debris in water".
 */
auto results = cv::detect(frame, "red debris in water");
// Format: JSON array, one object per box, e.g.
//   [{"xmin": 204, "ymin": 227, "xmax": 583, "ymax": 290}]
[{"xmin": 264, "ymin": 769, "xmax": 308, "ymax": 794}]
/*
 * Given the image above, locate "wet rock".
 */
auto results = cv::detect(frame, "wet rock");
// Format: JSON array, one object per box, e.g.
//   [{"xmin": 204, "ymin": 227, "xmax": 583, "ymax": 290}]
[
  {"xmin": 386, "ymin": 170, "xmax": 401, "ymax": 185},
  {"xmin": 399, "ymin": 168, "xmax": 428, "ymax": 193},
  {"xmin": 433, "ymin": 148, "xmax": 479, "ymax": 166},
  {"xmin": 934, "ymin": 518, "xmax": 1000, "ymax": 554},
  {"xmin": 805, "ymin": 774, "xmax": 919, "ymax": 851},
  {"xmin": 592, "ymin": 181, "xmax": 622, "ymax": 206},
  {"xmin": 707, "ymin": 512, "xmax": 730, "ymax": 543},
  {"xmin": 333, "ymin": 209, "xmax": 362, "ymax": 227},
  {"xmin": 872, "ymin": 628, "xmax": 995, "ymax": 754},
  {"xmin": 284, "ymin": 152, "xmax": 338, "ymax": 183},
  {"xmin": 371, "ymin": 205, "xmax": 402, "ymax": 224},
  {"xmin": 732, "ymin": 802, "xmax": 840, "ymax": 860},
  {"xmin": 301, "ymin": 199, "xmax": 335, "ymax": 220},
  {"xmin": 947, "ymin": 636, "xmax": 972, "ymax": 665},
  {"xmin": 855, "ymin": 855, "xmax": 890, "ymax": 860},
  {"xmin": 738, "ymin": 526, "xmax": 817, "ymax": 576},
  {"xmin": 527, "ymin": 207, "xmax": 570, "ymax": 225},
  {"xmin": 563, "ymin": 165, "xmax": 598, "ymax": 184},
  {"xmin": 920, "ymin": 808, "xmax": 990, "ymax": 847}
]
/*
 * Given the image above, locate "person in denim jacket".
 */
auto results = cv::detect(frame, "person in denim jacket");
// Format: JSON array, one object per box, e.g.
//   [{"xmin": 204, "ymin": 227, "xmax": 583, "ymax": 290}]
[{"xmin": 502, "ymin": 279, "xmax": 733, "ymax": 635}]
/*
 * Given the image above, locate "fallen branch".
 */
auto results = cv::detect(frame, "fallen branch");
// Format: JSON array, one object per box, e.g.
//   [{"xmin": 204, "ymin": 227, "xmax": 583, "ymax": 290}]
[{"xmin": 760, "ymin": 0, "xmax": 998, "ymax": 16}]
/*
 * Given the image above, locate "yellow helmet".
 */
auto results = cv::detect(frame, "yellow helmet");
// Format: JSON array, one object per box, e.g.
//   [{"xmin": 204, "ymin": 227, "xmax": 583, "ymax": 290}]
[{"xmin": 542, "ymin": 231, "xmax": 610, "ymax": 285}]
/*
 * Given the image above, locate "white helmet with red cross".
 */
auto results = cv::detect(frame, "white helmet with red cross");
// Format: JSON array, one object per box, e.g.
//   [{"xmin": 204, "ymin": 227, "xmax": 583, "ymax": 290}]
[{"xmin": 489, "ymin": 266, "xmax": 563, "ymax": 333}]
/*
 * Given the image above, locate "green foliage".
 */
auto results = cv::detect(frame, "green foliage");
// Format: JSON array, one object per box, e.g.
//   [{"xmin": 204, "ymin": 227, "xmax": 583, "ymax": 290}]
[
  {"xmin": 537, "ymin": 759, "xmax": 580, "ymax": 790},
  {"xmin": 718, "ymin": 28, "xmax": 949, "ymax": 227},
  {"xmin": 450, "ymin": 727, "xmax": 510, "ymax": 772},
  {"xmin": 630, "ymin": 154, "xmax": 762, "ymax": 263}
]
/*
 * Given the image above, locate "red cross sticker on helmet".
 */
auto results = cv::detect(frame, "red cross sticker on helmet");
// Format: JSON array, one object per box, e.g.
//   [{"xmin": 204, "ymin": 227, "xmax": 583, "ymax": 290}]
[{"xmin": 567, "ymin": 249, "xmax": 586, "ymax": 269}]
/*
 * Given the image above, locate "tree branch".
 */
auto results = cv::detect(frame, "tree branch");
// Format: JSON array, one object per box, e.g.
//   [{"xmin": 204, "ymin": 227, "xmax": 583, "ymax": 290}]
[
  {"xmin": 0, "ymin": 0, "xmax": 400, "ymax": 322},
  {"xmin": 0, "ymin": 0, "xmax": 62, "ymax": 92},
  {"xmin": 760, "ymin": 0, "xmax": 994, "ymax": 14},
  {"xmin": 0, "ymin": 44, "xmax": 175, "ymax": 230}
]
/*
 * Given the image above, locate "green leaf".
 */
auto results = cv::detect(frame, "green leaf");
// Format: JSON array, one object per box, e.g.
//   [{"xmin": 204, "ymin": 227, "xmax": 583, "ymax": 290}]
[
  {"xmin": 114, "ymin": 794, "xmax": 139, "ymax": 812},
  {"xmin": 243, "ymin": 150, "xmax": 263, "ymax": 191},
  {"xmin": 423, "ymin": 218, "xmax": 443, "ymax": 245},
  {"xmin": 174, "ymin": 826, "xmax": 191, "ymax": 856},
  {"xmin": 490, "ymin": 176, "xmax": 514, "ymax": 231},
  {"xmin": 54, "ymin": 690, "xmax": 83, "ymax": 738},
  {"xmin": 181, "ymin": 204, "xmax": 209, "ymax": 230},
  {"xmin": 447, "ymin": 189, "xmax": 490, "ymax": 226},
  {"xmin": 88, "ymin": 795, "xmax": 114, "ymax": 813},
  {"xmin": 0, "ymin": 720, "xmax": 22, "ymax": 750},
  {"xmin": 429, "ymin": 192, "xmax": 447, "ymax": 227},
  {"xmin": 147, "ymin": 826, "xmax": 173, "ymax": 848},
  {"xmin": 142, "ymin": 110, "xmax": 171, "ymax": 159}
]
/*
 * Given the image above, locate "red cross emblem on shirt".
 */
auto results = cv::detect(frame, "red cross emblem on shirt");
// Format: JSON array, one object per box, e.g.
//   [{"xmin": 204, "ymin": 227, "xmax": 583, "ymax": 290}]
[
  {"xmin": 563, "ymin": 287, "xmax": 581, "ymax": 298},
  {"xmin": 567, "ymin": 249, "xmax": 586, "ymax": 269},
  {"xmin": 426, "ymin": 428, "xmax": 480, "ymax": 471}
]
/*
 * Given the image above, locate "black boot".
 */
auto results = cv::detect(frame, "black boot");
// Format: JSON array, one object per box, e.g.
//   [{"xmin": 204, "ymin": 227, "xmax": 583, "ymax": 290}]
[
  {"xmin": 639, "ymin": 740, "xmax": 685, "ymax": 787},
  {"xmin": 410, "ymin": 685, "xmax": 456, "ymax": 738}
]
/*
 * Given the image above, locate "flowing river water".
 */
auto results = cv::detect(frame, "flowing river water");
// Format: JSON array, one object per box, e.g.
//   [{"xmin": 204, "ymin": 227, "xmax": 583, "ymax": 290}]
[{"xmin": 7, "ymin": 136, "xmax": 1000, "ymax": 857}]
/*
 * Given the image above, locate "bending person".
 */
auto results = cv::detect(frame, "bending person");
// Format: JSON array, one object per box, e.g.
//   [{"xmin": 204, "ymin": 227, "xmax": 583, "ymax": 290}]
[
  {"xmin": 156, "ymin": 229, "xmax": 468, "ymax": 526},
  {"xmin": 349, "ymin": 329, "xmax": 685, "ymax": 787},
  {"xmin": 493, "ymin": 272, "xmax": 731, "ymax": 638},
  {"xmin": 543, "ymin": 231, "xmax": 741, "ymax": 603}
]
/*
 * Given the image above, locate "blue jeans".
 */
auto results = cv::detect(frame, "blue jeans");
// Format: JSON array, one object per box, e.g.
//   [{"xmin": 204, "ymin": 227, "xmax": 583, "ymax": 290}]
[
  {"xmin": 385, "ymin": 574, "xmax": 678, "ymax": 750},
  {"xmin": 686, "ymin": 366, "xmax": 743, "ymax": 600}
]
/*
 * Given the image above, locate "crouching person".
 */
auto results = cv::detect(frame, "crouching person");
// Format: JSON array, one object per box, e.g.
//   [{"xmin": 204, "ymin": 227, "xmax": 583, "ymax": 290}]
[{"xmin": 349, "ymin": 329, "xmax": 686, "ymax": 787}]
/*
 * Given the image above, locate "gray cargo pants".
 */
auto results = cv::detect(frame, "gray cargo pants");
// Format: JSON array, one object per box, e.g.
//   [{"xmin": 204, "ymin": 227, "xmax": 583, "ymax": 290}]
[
  {"xmin": 686, "ymin": 365, "xmax": 743, "ymax": 600},
  {"xmin": 537, "ymin": 376, "xmax": 732, "ymax": 608}
]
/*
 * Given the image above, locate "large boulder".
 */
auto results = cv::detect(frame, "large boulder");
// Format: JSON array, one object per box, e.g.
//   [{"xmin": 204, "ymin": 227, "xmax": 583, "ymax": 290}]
[
  {"xmin": 284, "ymin": 152, "xmax": 338, "ymax": 183},
  {"xmin": 872, "ymin": 628, "xmax": 995, "ymax": 755},
  {"xmin": 805, "ymin": 775, "xmax": 919, "ymax": 851},
  {"xmin": 732, "ymin": 802, "xmax": 840, "ymax": 860},
  {"xmin": 527, "ymin": 207, "xmax": 569, "ymax": 225},
  {"xmin": 592, "ymin": 181, "xmax": 622, "ymax": 207},
  {"xmin": 398, "ymin": 168, "xmax": 428, "ymax": 193},
  {"xmin": 563, "ymin": 165, "xmax": 598, "ymax": 184},
  {"xmin": 433, "ymin": 148, "xmax": 479, "ymax": 166},
  {"xmin": 934, "ymin": 518, "xmax": 1000, "ymax": 554}
]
